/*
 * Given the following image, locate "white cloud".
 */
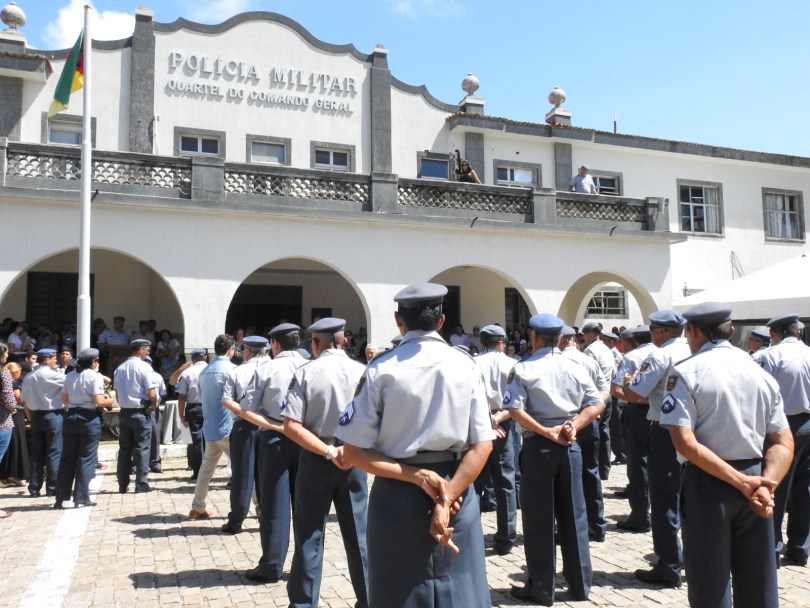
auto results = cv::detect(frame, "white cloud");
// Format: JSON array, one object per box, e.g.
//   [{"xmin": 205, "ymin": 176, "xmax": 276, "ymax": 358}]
[
  {"xmin": 43, "ymin": 0, "xmax": 134, "ymax": 49},
  {"xmin": 179, "ymin": 0, "xmax": 254, "ymax": 24}
]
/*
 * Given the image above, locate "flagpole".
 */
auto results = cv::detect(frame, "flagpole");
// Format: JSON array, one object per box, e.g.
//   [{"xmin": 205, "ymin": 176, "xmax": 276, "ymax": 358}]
[{"xmin": 77, "ymin": 4, "xmax": 92, "ymax": 351}]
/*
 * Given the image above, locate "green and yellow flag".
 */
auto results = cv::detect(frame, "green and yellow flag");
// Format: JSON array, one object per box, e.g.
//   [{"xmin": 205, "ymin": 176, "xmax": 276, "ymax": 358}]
[{"xmin": 48, "ymin": 30, "xmax": 84, "ymax": 117}]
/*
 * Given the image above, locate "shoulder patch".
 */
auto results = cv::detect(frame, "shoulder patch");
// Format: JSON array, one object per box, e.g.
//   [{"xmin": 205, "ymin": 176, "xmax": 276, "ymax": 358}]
[
  {"xmin": 503, "ymin": 389, "xmax": 512, "ymax": 405},
  {"xmin": 339, "ymin": 402, "xmax": 355, "ymax": 426},
  {"xmin": 631, "ymin": 374, "xmax": 642, "ymax": 386},
  {"xmin": 638, "ymin": 361, "xmax": 650, "ymax": 373},
  {"xmin": 354, "ymin": 376, "xmax": 366, "ymax": 397},
  {"xmin": 661, "ymin": 394, "xmax": 676, "ymax": 414},
  {"xmin": 665, "ymin": 375, "xmax": 678, "ymax": 391},
  {"xmin": 507, "ymin": 369, "xmax": 516, "ymax": 385}
]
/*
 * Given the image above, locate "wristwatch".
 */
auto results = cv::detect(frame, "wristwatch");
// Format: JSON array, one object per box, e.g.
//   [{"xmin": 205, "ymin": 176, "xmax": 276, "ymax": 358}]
[{"xmin": 325, "ymin": 445, "xmax": 336, "ymax": 461}]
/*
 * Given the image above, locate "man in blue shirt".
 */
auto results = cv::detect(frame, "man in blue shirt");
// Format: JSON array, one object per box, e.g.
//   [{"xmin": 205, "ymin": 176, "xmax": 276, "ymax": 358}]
[{"xmin": 188, "ymin": 334, "xmax": 236, "ymax": 520}]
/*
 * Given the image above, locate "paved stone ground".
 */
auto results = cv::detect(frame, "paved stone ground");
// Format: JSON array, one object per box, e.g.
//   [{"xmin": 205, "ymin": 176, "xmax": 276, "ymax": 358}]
[{"xmin": 1, "ymin": 444, "xmax": 808, "ymax": 607}]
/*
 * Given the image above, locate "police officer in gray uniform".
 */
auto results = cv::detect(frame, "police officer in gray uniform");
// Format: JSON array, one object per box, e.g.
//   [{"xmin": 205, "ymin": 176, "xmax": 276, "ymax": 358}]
[
  {"xmin": 221, "ymin": 335, "xmax": 269, "ymax": 534},
  {"xmin": 611, "ymin": 326, "xmax": 657, "ymax": 531},
  {"xmin": 176, "ymin": 348, "xmax": 208, "ymax": 480},
  {"xmin": 581, "ymin": 321, "xmax": 616, "ymax": 481},
  {"xmin": 504, "ymin": 314, "xmax": 604, "ymax": 605},
  {"xmin": 761, "ymin": 313, "xmax": 810, "ymax": 567},
  {"xmin": 661, "ymin": 302, "xmax": 794, "ymax": 608},
  {"xmin": 21, "ymin": 348, "xmax": 65, "ymax": 497},
  {"xmin": 114, "ymin": 339, "xmax": 158, "ymax": 493},
  {"xmin": 227, "ymin": 323, "xmax": 306, "ymax": 584},
  {"xmin": 748, "ymin": 328, "xmax": 771, "ymax": 363},
  {"xmin": 283, "ymin": 317, "xmax": 369, "ymax": 608},
  {"xmin": 560, "ymin": 326, "xmax": 610, "ymax": 543},
  {"xmin": 336, "ymin": 283, "xmax": 494, "ymax": 608},
  {"xmin": 473, "ymin": 324, "xmax": 518, "ymax": 555},
  {"xmin": 624, "ymin": 310, "xmax": 691, "ymax": 587}
]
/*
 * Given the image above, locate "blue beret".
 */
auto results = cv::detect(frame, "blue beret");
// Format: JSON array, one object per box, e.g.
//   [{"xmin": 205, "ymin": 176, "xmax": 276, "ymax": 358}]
[
  {"xmin": 561, "ymin": 325, "xmax": 577, "ymax": 337},
  {"xmin": 581, "ymin": 321, "xmax": 601, "ymax": 333},
  {"xmin": 394, "ymin": 282, "xmax": 447, "ymax": 307},
  {"xmin": 766, "ymin": 313, "xmax": 800, "ymax": 329},
  {"xmin": 620, "ymin": 328, "xmax": 634, "ymax": 340},
  {"xmin": 36, "ymin": 348, "xmax": 57, "ymax": 358},
  {"xmin": 269, "ymin": 323, "xmax": 300, "ymax": 338},
  {"xmin": 749, "ymin": 329, "xmax": 770, "ymax": 342},
  {"xmin": 190, "ymin": 348, "xmax": 207, "ymax": 357},
  {"xmin": 630, "ymin": 325, "xmax": 651, "ymax": 337},
  {"xmin": 242, "ymin": 335, "xmax": 269, "ymax": 349},
  {"xmin": 648, "ymin": 310, "xmax": 686, "ymax": 328},
  {"xmin": 77, "ymin": 347, "xmax": 99, "ymax": 361},
  {"xmin": 480, "ymin": 324, "xmax": 506, "ymax": 338},
  {"xmin": 130, "ymin": 338, "xmax": 151, "ymax": 348},
  {"xmin": 529, "ymin": 313, "xmax": 564, "ymax": 335},
  {"xmin": 602, "ymin": 331, "xmax": 619, "ymax": 341},
  {"xmin": 683, "ymin": 302, "xmax": 732, "ymax": 325},
  {"xmin": 308, "ymin": 317, "xmax": 346, "ymax": 334}
]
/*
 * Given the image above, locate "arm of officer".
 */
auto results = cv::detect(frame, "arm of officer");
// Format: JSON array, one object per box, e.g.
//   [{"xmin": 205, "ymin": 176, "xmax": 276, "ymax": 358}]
[
  {"xmin": 623, "ymin": 385, "xmax": 649, "ymax": 404},
  {"xmin": 177, "ymin": 393, "xmax": 188, "ymax": 426},
  {"xmin": 508, "ymin": 409, "xmax": 571, "ymax": 446},
  {"xmin": 147, "ymin": 387, "xmax": 157, "ymax": 409},
  {"xmin": 169, "ymin": 362, "xmax": 191, "ymax": 387},
  {"xmin": 234, "ymin": 406, "xmax": 284, "ymax": 433},
  {"xmin": 283, "ymin": 418, "xmax": 350, "ymax": 470}
]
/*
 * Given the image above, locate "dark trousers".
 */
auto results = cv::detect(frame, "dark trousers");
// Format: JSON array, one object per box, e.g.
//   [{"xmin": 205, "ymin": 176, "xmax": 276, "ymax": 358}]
[
  {"xmin": 609, "ymin": 398, "xmax": 626, "ymax": 460},
  {"xmin": 774, "ymin": 412, "xmax": 810, "ymax": 562},
  {"xmin": 682, "ymin": 461, "xmax": 778, "ymax": 608},
  {"xmin": 648, "ymin": 422, "xmax": 683, "ymax": 576},
  {"xmin": 475, "ymin": 419, "xmax": 517, "ymax": 550},
  {"xmin": 368, "ymin": 461, "xmax": 490, "ymax": 608},
  {"xmin": 56, "ymin": 409, "xmax": 101, "ymax": 504},
  {"xmin": 227, "ymin": 418, "xmax": 260, "ymax": 527},
  {"xmin": 29, "ymin": 410, "xmax": 64, "ymax": 496},
  {"xmin": 288, "ymin": 450, "xmax": 369, "ymax": 608},
  {"xmin": 577, "ymin": 420, "xmax": 607, "ymax": 537},
  {"xmin": 256, "ymin": 429, "xmax": 300, "ymax": 578},
  {"xmin": 621, "ymin": 404, "xmax": 650, "ymax": 524},
  {"xmin": 598, "ymin": 402, "xmax": 612, "ymax": 480},
  {"xmin": 117, "ymin": 409, "xmax": 152, "ymax": 489},
  {"xmin": 521, "ymin": 435, "xmax": 591, "ymax": 603},
  {"xmin": 185, "ymin": 404, "xmax": 204, "ymax": 478},
  {"xmin": 148, "ymin": 408, "xmax": 161, "ymax": 468}
]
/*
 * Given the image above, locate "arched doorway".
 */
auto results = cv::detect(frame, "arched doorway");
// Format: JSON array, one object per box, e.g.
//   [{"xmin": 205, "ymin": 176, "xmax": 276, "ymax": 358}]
[{"xmin": 558, "ymin": 271, "xmax": 657, "ymax": 327}]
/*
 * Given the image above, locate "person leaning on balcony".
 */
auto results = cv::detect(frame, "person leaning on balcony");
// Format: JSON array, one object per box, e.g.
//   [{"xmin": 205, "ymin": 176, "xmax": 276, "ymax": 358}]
[
  {"xmin": 455, "ymin": 159, "xmax": 481, "ymax": 183},
  {"xmin": 571, "ymin": 164, "xmax": 598, "ymax": 194}
]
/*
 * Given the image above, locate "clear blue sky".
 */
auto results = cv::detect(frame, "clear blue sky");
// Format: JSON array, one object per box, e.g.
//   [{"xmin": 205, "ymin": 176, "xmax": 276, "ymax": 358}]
[{"xmin": 14, "ymin": 0, "xmax": 810, "ymax": 157}]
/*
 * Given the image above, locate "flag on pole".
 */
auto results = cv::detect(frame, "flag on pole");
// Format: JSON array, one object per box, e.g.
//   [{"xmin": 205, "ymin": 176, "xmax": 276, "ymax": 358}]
[{"xmin": 48, "ymin": 30, "xmax": 84, "ymax": 117}]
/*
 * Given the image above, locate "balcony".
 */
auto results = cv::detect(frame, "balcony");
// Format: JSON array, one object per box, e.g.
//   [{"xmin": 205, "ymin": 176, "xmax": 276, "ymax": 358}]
[{"xmin": 0, "ymin": 140, "xmax": 670, "ymax": 233}]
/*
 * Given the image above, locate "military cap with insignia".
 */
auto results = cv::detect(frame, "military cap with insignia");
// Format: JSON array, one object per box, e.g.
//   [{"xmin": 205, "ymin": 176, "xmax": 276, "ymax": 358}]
[
  {"xmin": 77, "ymin": 347, "xmax": 100, "ymax": 361},
  {"xmin": 190, "ymin": 348, "xmax": 207, "ymax": 357},
  {"xmin": 561, "ymin": 325, "xmax": 577, "ymax": 337},
  {"xmin": 602, "ymin": 331, "xmax": 619, "ymax": 341},
  {"xmin": 480, "ymin": 324, "xmax": 507, "ymax": 338},
  {"xmin": 242, "ymin": 335, "xmax": 269, "ymax": 349},
  {"xmin": 620, "ymin": 328, "xmax": 635, "ymax": 340},
  {"xmin": 36, "ymin": 348, "xmax": 57, "ymax": 358},
  {"xmin": 130, "ymin": 338, "xmax": 151, "ymax": 348},
  {"xmin": 629, "ymin": 325, "xmax": 651, "ymax": 337},
  {"xmin": 308, "ymin": 317, "xmax": 346, "ymax": 334},
  {"xmin": 394, "ymin": 282, "xmax": 447, "ymax": 307},
  {"xmin": 766, "ymin": 313, "xmax": 800, "ymax": 330},
  {"xmin": 682, "ymin": 302, "xmax": 732, "ymax": 325},
  {"xmin": 269, "ymin": 322, "xmax": 300, "ymax": 338},
  {"xmin": 648, "ymin": 310, "xmax": 686, "ymax": 327},
  {"xmin": 581, "ymin": 321, "xmax": 601, "ymax": 333},
  {"xmin": 528, "ymin": 313, "xmax": 565, "ymax": 336}
]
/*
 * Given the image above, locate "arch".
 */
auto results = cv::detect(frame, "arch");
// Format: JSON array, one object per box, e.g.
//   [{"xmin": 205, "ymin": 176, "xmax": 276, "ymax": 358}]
[{"xmin": 558, "ymin": 271, "xmax": 658, "ymax": 325}]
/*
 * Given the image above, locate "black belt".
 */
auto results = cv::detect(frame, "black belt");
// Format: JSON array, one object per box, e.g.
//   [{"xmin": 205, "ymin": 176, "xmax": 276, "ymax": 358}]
[
  {"xmin": 140, "ymin": 400, "xmax": 153, "ymax": 406},
  {"xmin": 398, "ymin": 450, "xmax": 462, "ymax": 465},
  {"xmin": 787, "ymin": 412, "xmax": 810, "ymax": 419},
  {"xmin": 186, "ymin": 402, "xmax": 202, "ymax": 407},
  {"xmin": 32, "ymin": 410, "xmax": 63, "ymax": 415}
]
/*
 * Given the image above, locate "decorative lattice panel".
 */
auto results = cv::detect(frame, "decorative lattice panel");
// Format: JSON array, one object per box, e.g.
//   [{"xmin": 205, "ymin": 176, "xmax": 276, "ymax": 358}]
[
  {"xmin": 557, "ymin": 199, "xmax": 645, "ymax": 222},
  {"xmin": 397, "ymin": 183, "xmax": 531, "ymax": 214},
  {"xmin": 224, "ymin": 171, "xmax": 369, "ymax": 203}
]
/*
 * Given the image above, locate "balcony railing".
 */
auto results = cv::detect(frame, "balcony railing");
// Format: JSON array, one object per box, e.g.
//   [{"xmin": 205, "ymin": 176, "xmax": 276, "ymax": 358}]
[
  {"xmin": 398, "ymin": 178, "xmax": 532, "ymax": 215},
  {"xmin": 224, "ymin": 164, "xmax": 369, "ymax": 204}
]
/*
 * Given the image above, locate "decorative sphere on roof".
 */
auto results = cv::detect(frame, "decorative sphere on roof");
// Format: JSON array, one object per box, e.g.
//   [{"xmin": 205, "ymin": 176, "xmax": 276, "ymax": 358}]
[
  {"xmin": 548, "ymin": 86, "xmax": 566, "ymax": 107},
  {"xmin": 461, "ymin": 73, "xmax": 480, "ymax": 95},
  {"xmin": 1, "ymin": 2, "xmax": 26, "ymax": 30}
]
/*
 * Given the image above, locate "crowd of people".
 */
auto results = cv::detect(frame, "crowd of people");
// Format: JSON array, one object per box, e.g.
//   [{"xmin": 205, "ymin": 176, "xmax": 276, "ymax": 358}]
[{"xmin": 2, "ymin": 291, "xmax": 808, "ymax": 607}]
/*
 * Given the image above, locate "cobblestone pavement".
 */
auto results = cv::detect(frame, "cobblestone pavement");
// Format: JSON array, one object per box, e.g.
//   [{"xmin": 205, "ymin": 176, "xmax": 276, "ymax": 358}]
[{"xmin": 1, "ymin": 444, "xmax": 808, "ymax": 607}]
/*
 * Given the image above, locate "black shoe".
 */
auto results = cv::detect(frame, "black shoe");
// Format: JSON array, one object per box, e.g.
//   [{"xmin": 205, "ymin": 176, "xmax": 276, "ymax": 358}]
[
  {"xmin": 616, "ymin": 519, "xmax": 651, "ymax": 533},
  {"xmin": 75, "ymin": 501, "xmax": 98, "ymax": 508},
  {"xmin": 494, "ymin": 543, "xmax": 513, "ymax": 556},
  {"xmin": 590, "ymin": 529, "xmax": 606, "ymax": 542},
  {"xmin": 634, "ymin": 566, "xmax": 682, "ymax": 587},
  {"xmin": 221, "ymin": 522, "xmax": 243, "ymax": 535},
  {"xmin": 225, "ymin": 480, "xmax": 232, "ymax": 489},
  {"xmin": 244, "ymin": 566, "xmax": 279, "ymax": 584},
  {"xmin": 612, "ymin": 456, "xmax": 627, "ymax": 465},
  {"xmin": 509, "ymin": 585, "xmax": 553, "ymax": 606},
  {"xmin": 135, "ymin": 483, "xmax": 152, "ymax": 493},
  {"xmin": 29, "ymin": 491, "xmax": 41, "ymax": 498},
  {"xmin": 782, "ymin": 552, "xmax": 808, "ymax": 567},
  {"xmin": 150, "ymin": 466, "xmax": 163, "ymax": 474},
  {"xmin": 119, "ymin": 485, "xmax": 128, "ymax": 494},
  {"xmin": 53, "ymin": 501, "xmax": 64, "ymax": 510}
]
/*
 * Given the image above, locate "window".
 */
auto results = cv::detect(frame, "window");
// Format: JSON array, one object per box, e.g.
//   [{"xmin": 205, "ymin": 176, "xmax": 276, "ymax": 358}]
[
  {"xmin": 174, "ymin": 127, "xmax": 225, "ymax": 158},
  {"xmin": 678, "ymin": 181, "xmax": 722, "ymax": 234},
  {"xmin": 252, "ymin": 142, "xmax": 285, "ymax": 164},
  {"xmin": 311, "ymin": 141, "xmax": 354, "ymax": 172},
  {"xmin": 494, "ymin": 160, "xmax": 542, "ymax": 188},
  {"xmin": 763, "ymin": 189, "xmax": 804, "ymax": 241},
  {"xmin": 420, "ymin": 158, "xmax": 449, "ymax": 179},
  {"xmin": 181, "ymin": 136, "xmax": 219, "ymax": 155},
  {"xmin": 586, "ymin": 289, "xmax": 627, "ymax": 318},
  {"xmin": 591, "ymin": 173, "xmax": 622, "ymax": 196},
  {"xmin": 49, "ymin": 122, "xmax": 82, "ymax": 146}
]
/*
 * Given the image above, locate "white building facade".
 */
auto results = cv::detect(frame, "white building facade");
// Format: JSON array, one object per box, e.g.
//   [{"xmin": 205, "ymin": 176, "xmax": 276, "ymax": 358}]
[{"xmin": 0, "ymin": 7, "xmax": 806, "ymax": 350}]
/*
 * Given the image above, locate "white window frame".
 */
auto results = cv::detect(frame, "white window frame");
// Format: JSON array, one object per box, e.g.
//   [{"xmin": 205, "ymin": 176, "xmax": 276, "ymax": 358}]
[
  {"xmin": 590, "ymin": 171, "xmax": 623, "ymax": 196},
  {"xmin": 174, "ymin": 127, "xmax": 225, "ymax": 158},
  {"xmin": 493, "ymin": 160, "xmax": 542, "ymax": 188},
  {"xmin": 418, "ymin": 151, "xmax": 451, "ymax": 180},
  {"xmin": 247, "ymin": 135, "xmax": 291, "ymax": 166},
  {"xmin": 310, "ymin": 141, "xmax": 354, "ymax": 172},
  {"xmin": 586, "ymin": 288, "xmax": 628, "ymax": 319},
  {"xmin": 677, "ymin": 179, "xmax": 723, "ymax": 235},
  {"xmin": 763, "ymin": 188, "xmax": 804, "ymax": 242},
  {"xmin": 41, "ymin": 112, "xmax": 96, "ymax": 147}
]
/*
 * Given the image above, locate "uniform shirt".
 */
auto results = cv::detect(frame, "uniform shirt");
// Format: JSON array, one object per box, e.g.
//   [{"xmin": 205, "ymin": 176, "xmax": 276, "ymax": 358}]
[
  {"xmin": 114, "ymin": 357, "xmax": 156, "ymax": 408},
  {"xmin": 62, "ymin": 369, "xmax": 106, "ymax": 410},
  {"xmin": 222, "ymin": 355, "xmax": 267, "ymax": 414},
  {"xmin": 283, "ymin": 349, "xmax": 366, "ymax": 438},
  {"xmin": 751, "ymin": 345, "xmax": 770, "ymax": 365},
  {"xmin": 563, "ymin": 345, "xmax": 610, "ymax": 393},
  {"xmin": 610, "ymin": 347, "xmax": 624, "ymax": 370},
  {"xmin": 660, "ymin": 341, "xmax": 788, "ymax": 462},
  {"xmin": 503, "ymin": 347, "xmax": 603, "ymax": 428},
  {"xmin": 150, "ymin": 370, "xmax": 167, "ymax": 400},
  {"xmin": 612, "ymin": 343, "xmax": 658, "ymax": 389},
  {"xmin": 98, "ymin": 328, "xmax": 133, "ymax": 345},
  {"xmin": 175, "ymin": 361, "xmax": 207, "ymax": 403},
  {"xmin": 198, "ymin": 355, "xmax": 237, "ymax": 442},
  {"xmin": 628, "ymin": 337, "xmax": 692, "ymax": 421},
  {"xmin": 570, "ymin": 173, "xmax": 596, "ymax": 193},
  {"xmin": 21, "ymin": 365, "xmax": 65, "ymax": 411},
  {"xmin": 584, "ymin": 339, "xmax": 616, "ymax": 384},
  {"xmin": 760, "ymin": 337, "xmax": 810, "ymax": 416},
  {"xmin": 335, "ymin": 330, "xmax": 495, "ymax": 459},
  {"xmin": 475, "ymin": 350, "xmax": 516, "ymax": 412},
  {"xmin": 245, "ymin": 350, "xmax": 306, "ymax": 422}
]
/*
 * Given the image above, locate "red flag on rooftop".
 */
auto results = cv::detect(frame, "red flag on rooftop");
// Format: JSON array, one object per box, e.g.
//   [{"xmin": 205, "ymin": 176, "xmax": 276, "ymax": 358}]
[{"xmin": 48, "ymin": 30, "xmax": 84, "ymax": 117}]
